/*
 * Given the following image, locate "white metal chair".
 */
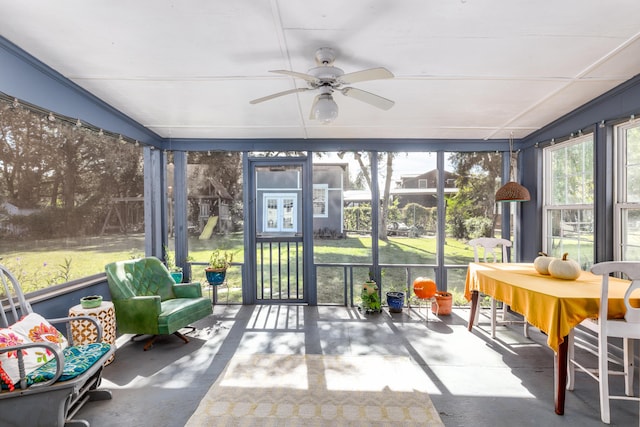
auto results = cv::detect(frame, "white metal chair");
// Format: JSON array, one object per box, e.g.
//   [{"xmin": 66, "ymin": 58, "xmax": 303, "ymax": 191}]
[
  {"xmin": 468, "ymin": 237, "xmax": 529, "ymax": 338},
  {"xmin": 567, "ymin": 261, "xmax": 640, "ymax": 424}
]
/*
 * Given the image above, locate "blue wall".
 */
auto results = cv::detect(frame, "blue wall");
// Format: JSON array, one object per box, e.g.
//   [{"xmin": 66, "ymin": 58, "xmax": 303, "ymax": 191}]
[
  {"xmin": 518, "ymin": 74, "xmax": 640, "ymax": 262},
  {"xmin": 31, "ymin": 280, "xmax": 112, "ymax": 320}
]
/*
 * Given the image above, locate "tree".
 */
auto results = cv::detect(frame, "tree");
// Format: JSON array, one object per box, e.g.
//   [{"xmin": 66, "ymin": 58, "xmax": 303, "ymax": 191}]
[
  {"xmin": 447, "ymin": 152, "xmax": 501, "ymax": 239},
  {"xmin": 338, "ymin": 151, "xmax": 396, "ymax": 240},
  {"xmin": 0, "ymin": 99, "xmax": 145, "ymax": 237}
]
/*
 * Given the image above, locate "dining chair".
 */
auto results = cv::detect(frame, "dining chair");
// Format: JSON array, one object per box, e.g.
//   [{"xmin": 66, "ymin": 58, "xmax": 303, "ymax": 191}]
[
  {"xmin": 468, "ymin": 237, "xmax": 529, "ymax": 338},
  {"xmin": 567, "ymin": 261, "xmax": 640, "ymax": 424}
]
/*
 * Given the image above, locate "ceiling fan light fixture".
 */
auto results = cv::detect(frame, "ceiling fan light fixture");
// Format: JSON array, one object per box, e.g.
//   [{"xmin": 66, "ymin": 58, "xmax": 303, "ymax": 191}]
[{"xmin": 313, "ymin": 94, "xmax": 339, "ymax": 124}]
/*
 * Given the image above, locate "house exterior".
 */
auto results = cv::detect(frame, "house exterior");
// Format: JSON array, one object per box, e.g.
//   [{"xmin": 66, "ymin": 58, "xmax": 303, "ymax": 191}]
[
  {"xmin": 253, "ymin": 163, "xmax": 347, "ymax": 237},
  {"xmin": 312, "ymin": 163, "xmax": 347, "ymax": 238},
  {"xmin": 394, "ymin": 170, "xmax": 458, "ymax": 208}
]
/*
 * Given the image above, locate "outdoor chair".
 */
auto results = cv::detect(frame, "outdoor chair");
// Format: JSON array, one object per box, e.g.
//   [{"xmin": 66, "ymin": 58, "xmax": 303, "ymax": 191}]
[
  {"xmin": 468, "ymin": 237, "xmax": 530, "ymax": 338},
  {"xmin": 0, "ymin": 265, "xmax": 114, "ymax": 427},
  {"xmin": 105, "ymin": 257, "xmax": 212, "ymax": 351},
  {"xmin": 567, "ymin": 261, "xmax": 640, "ymax": 424}
]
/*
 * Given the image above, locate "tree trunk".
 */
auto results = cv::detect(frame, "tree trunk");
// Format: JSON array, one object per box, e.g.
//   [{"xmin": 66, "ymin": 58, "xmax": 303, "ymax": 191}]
[{"xmin": 379, "ymin": 152, "xmax": 394, "ymax": 241}]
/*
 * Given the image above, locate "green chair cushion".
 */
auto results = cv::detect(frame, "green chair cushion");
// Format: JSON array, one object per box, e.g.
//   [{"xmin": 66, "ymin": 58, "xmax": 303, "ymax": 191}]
[{"xmin": 157, "ymin": 298, "xmax": 213, "ymax": 335}]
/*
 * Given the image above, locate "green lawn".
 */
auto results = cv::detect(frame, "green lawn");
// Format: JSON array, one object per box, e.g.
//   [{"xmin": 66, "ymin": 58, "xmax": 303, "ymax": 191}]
[{"xmin": 1, "ymin": 233, "xmax": 482, "ymax": 304}]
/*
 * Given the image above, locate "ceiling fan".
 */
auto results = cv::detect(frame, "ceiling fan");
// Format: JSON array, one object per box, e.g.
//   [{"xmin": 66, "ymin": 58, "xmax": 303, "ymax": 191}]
[{"xmin": 250, "ymin": 47, "xmax": 395, "ymax": 124}]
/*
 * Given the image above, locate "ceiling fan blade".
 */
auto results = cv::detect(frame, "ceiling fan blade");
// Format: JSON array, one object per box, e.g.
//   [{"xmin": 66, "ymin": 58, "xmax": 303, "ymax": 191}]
[
  {"xmin": 338, "ymin": 67, "xmax": 394, "ymax": 85},
  {"xmin": 249, "ymin": 87, "xmax": 311, "ymax": 104},
  {"xmin": 340, "ymin": 87, "xmax": 395, "ymax": 110},
  {"xmin": 270, "ymin": 70, "xmax": 320, "ymax": 84}
]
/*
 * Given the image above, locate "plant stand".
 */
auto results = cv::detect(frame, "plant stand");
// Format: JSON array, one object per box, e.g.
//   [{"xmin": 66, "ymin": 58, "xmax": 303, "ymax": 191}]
[
  {"xmin": 208, "ymin": 282, "xmax": 229, "ymax": 305},
  {"xmin": 206, "ymin": 268, "xmax": 229, "ymax": 305},
  {"xmin": 68, "ymin": 301, "xmax": 117, "ymax": 365},
  {"xmin": 410, "ymin": 296, "xmax": 438, "ymax": 322}
]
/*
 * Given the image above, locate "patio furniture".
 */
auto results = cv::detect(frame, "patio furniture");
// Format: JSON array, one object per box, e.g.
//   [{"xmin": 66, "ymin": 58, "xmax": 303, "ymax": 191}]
[
  {"xmin": 68, "ymin": 300, "xmax": 117, "ymax": 365},
  {"xmin": 0, "ymin": 265, "xmax": 114, "ymax": 427},
  {"xmin": 105, "ymin": 257, "xmax": 213, "ymax": 351},
  {"xmin": 567, "ymin": 261, "xmax": 640, "ymax": 424},
  {"xmin": 468, "ymin": 237, "xmax": 529, "ymax": 338},
  {"xmin": 465, "ymin": 262, "xmax": 632, "ymax": 415}
]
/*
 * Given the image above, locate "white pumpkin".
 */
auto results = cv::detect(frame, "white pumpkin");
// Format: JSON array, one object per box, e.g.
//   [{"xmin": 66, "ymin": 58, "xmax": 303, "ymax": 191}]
[
  {"xmin": 548, "ymin": 253, "xmax": 582, "ymax": 280},
  {"xmin": 533, "ymin": 252, "xmax": 554, "ymax": 275}
]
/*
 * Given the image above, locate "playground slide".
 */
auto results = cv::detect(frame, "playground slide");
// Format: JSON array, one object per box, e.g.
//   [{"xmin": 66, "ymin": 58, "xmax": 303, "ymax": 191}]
[{"xmin": 198, "ymin": 216, "xmax": 218, "ymax": 240}]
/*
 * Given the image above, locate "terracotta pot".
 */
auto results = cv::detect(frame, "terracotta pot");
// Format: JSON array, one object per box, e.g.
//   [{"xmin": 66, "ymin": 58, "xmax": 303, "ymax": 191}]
[{"xmin": 432, "ymin": 291, "xmax": 452, "ymax": 315}]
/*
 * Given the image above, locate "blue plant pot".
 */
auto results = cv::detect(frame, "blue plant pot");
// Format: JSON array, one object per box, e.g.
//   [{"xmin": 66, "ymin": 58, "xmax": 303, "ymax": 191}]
[
  {"xmin": 170, "ymin": 271, "xmax": 183, "ymax": 283},
  {"xmin": 206, "ymin": 269, "xmax": 226, "ymax": 285},
  {"xmin": 386, "ymin": 291, "xmax": 405, "ymax": 313}
]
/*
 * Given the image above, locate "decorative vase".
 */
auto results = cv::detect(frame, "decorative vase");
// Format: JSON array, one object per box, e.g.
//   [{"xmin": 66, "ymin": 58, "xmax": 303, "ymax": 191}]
[
  {"xmin": 205, "ymin": 268, "xmax": 226, "ymax": 285},
  {"xmin": 80, "ymin": 295, "xmax": 103, "ymax": 309},
  {"xmin": 170, "ymin": 271, "xmax": 183, "ymax": 283},
  {"xmin": 386, "ymin": 291, "xmax": 404, "ymax": 313},
  {"xmin": 432, "ymin": 291, "xmax": 452, "ymax": 315},
  {"xmin": 360, "ymin": 281, "xmax": 381, "ymax": 313}
]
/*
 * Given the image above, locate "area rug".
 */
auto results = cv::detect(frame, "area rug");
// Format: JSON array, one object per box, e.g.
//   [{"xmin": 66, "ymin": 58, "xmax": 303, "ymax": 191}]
[{"xmin": 185, "ymin": 353, "xmax": 444, "ymax": 427}]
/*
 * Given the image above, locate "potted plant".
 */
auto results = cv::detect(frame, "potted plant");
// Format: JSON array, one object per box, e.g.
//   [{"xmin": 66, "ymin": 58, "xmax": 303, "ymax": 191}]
[
  {"xmin": 205, "ymin": 249, "xmax": 233, "ymax": 285},
  {"xmin": 360, "ymin": 272, "xmax": 381, "ymax": 313},
  {"xmin": 163, "ymin": 245, "xmax": 183, "ymax": 283}
]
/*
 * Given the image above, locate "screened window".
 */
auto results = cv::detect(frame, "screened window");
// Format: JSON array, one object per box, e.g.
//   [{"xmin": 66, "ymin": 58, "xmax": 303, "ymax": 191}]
[
  {"xmin": 615, "ymin": 119, "xmax": 640, "ymax": 260},
  {"xmin": 0, "ymin": 97, "xmax": 145, "ymax": 293},
  {"xmin": 543, "ymin": 135, "xmax": 594, "ymax": 268}
]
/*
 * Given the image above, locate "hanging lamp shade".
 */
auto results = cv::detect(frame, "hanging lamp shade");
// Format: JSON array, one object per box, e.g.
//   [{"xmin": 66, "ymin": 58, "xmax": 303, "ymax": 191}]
[
  {"xmin": 496, "ymin": 132, "xmax": 530, "ymax": 202},
  {"xmin": 495, "ymin": 181, "xmax": 530, "ymax": 202}
]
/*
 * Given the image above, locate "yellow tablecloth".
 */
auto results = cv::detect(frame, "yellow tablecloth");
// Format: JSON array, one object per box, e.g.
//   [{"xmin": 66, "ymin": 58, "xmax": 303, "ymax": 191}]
[{"xmin": 464, "ymin": 262, "xmax": 630, "ymax": 352}]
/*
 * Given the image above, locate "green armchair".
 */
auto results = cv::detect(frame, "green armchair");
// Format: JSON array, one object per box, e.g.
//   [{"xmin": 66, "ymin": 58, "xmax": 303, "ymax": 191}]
[{"xmin": 105, "ymin": 257, "xmax": 212, "ymax": 350}]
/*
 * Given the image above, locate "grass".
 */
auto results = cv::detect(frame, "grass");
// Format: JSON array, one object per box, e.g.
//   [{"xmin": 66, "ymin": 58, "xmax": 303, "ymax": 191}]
[{"xmin": 1, "ymin": 233, "xmax": 485, "ymax": 304}]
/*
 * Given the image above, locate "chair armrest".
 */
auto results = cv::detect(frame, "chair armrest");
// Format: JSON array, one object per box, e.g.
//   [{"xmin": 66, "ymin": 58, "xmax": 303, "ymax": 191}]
[
  {"xmin": 173, "ymin": 282, "xmax": 203, "ymax": 298},
  {"xmin": 0, "ymin": 342, "xmax": 64, "ymax": 390},
  {"xmin": 48, "ymin": 316, "xmax": 104, "ymax": 344}
]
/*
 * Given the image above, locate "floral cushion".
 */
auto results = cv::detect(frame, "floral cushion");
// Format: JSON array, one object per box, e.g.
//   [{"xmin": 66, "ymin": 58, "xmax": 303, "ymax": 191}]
[
  {"xmin": 10, "ymin": 313, "xmax": 68, "ymax": 350},
  {"xmin": 26, "ymin": 343, "xmax": 111, "ymax": 385},
  {"xmin": 0, "ymin": 328, "xmax": 33, "ymax": 391},
  {"xmin": 0, "ymin": 313, "xmax": 69, "ymax": 390}
]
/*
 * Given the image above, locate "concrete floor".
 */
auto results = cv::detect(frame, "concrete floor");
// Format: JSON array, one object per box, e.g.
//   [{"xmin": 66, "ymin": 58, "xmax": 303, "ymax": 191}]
[{"xmin": 78, "ymin": 304, "xmax": 638, "ymax": 426}]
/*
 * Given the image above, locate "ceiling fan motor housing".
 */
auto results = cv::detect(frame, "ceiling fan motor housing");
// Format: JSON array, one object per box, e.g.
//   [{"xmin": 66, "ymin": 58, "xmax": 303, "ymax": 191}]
[
  {"xmin": 315, "ymin": 47, "xmax": 336, "ymax": 65},
  {"xmin": 307, "ymin": 66, "xmax": 344, "ymax": 86}
]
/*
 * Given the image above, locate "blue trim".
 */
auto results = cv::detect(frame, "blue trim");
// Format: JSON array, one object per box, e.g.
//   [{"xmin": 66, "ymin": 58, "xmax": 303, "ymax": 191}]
[
  {"xmin": 0, "ymin": 36, "xmax": 162, "ymax": 147},
  {"xmin": 167, "ymin": 138, "xmax": 510, "ymax": 153},
  {"xmin": 521, "ymin": 73, "xmax": 640, "ymax": 149}
]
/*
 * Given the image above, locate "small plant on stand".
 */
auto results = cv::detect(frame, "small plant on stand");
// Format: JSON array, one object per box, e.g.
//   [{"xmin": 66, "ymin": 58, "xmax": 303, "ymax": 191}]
[{"xmin": 205, "ymin": 249, "xmax": 234, "ymax": 285}]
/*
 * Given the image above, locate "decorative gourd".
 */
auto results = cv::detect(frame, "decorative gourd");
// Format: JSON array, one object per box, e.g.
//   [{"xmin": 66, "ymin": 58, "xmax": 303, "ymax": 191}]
[
  {"xmin": 413, "ymin": 277, "xmax": 437, "ymax": 299},
  {"xmin": 548, "ymin": 253, "xmax": 582, "ymax": 280},
  {"xmin": 533, "ymin": 252, "xmax": 554, "ymax": 275}
]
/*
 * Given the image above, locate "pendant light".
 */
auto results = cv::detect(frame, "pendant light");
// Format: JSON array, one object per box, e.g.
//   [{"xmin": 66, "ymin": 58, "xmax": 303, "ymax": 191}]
[{"xmin": 495, "ymin": 133, "xmax": 530, "ymax": 202}]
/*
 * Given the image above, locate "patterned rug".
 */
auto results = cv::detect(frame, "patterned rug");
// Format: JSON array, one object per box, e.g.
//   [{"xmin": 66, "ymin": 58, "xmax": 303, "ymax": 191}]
[{"xmin": 185, "ymin": 353, "xmax": 444, "ymax": 427}]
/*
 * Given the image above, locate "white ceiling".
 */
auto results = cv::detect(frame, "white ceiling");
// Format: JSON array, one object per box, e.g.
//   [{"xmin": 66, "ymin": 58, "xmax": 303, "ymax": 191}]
[{"xmin": 2, "ymin": 0, "xmax": 640, "ymax": 141}]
